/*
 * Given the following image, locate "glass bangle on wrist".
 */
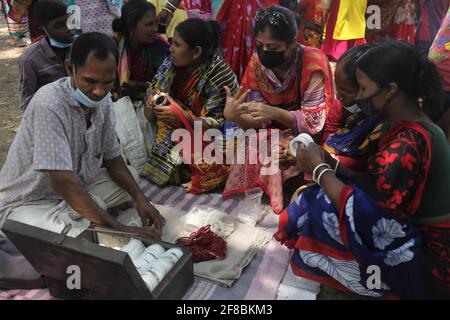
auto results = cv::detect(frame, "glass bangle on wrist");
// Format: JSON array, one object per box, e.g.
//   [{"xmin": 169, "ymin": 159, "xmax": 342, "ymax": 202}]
[
  {"xmin": 312, "ymin": 163, "xmax": 331, "ymax": 182},
  {"xmin": 162, "ymin": 7, "xmax": 174, "ymax": 16},
  {"xmin": 166, "ymin": 1, "xmax": 178, "ymax": 11},
  {"xmin": 317, "ymin": 168, "xmax": 334, "ymax": 187}
]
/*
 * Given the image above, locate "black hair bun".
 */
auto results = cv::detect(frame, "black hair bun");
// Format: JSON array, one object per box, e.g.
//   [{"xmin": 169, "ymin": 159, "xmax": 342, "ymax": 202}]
[
  {"xmin": 208, "ymin": 20, "xmax": 221, "ymax": 51},
  {"xmin": 112, "ymin": 17, "xmax": 123, "ymax": 33}
]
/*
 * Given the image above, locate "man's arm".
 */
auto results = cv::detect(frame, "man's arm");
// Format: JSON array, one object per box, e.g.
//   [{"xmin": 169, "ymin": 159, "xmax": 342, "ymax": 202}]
[
  {"xmin": 103, "ymin": 156, "xmax": 164, "ymax": 232},
  {"xmin": 48, "ymin": 169, "xmax": 161, "ymax": 238},
  {"xmin": 48, "ymin": 170, "xmax": 121, "ymax": 228}
]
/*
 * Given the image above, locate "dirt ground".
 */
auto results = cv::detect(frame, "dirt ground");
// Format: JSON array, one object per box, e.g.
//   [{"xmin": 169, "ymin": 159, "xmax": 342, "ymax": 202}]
[{"xmin": 0, "ymin": 18, "xmax": 25, "ymax": 166}]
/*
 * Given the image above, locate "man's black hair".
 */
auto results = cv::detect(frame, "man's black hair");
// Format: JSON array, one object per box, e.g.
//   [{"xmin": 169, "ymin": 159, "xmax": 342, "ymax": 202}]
[
  {"xmin": 71, "ymin": 32, "xmax": 119, "ymax": 68},
  {"xmin": 34, "ymin": 0, "xmax": 68, "ymax": 27}
]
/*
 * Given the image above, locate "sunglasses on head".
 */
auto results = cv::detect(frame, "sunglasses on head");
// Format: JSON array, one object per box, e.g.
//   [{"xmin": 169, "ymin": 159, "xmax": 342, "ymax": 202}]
[{"xmin": 255, "ymin": 9, "xmax": 289, "ymax": 27}]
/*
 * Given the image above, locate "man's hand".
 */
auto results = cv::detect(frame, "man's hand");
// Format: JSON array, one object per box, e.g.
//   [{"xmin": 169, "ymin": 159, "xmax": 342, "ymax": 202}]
[
  {"xmin": 117, "ymin": 224, "xmax": 163, "ymax": 240},
  {"xmin": 136, "ymin": 199, "xmax": 165, "ymax": 233}
]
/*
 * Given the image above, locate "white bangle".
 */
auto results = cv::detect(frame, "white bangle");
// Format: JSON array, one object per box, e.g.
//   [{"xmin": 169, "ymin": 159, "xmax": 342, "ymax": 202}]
[
  {"xmin": 312, "ymin": 163, "xmax": 331, "ymax": 181},
  {"xmin": 334, "ymin": 159, "xmax": 340, "ymax": 173},
  {"xmin": 317, "ymin": 168, "xmax": 334, "ymax": 187},
  {"xmin": 162, "ymin": 6, "xmax": 174, "ymax": 16},
  {"xmin": 166, "ymin": 1, "xmax": 177, "ymax": 11}
]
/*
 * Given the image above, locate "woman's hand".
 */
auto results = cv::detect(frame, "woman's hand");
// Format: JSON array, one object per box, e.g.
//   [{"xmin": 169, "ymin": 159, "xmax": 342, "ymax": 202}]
[
  {"xmin": 323, "ymin": 148, "xmax": 338, "ymax": 170},
  {"xmin": 224, "ymin": 86, "xmax": 250, "ymax": 122},
  {"xmin": 295, "ymin": 143, "xmax": 326, "ymax": 173},
  {"xmin": 277, "ymin": 136, "xmax": 297, "ymax": 170},
  {"xmin": 144, "ymin": 89, "xmax": 160, "ymax": 121},
  {"xmin": 154, "ymin": 106, "xmax": 178, "ymax": 125},
  {"xmin": 153, "ymin": 94, "xmax": 180, "ymax": 126},
  {"xmin": 121, "ymin": 80, "xmax": 149, "ymax": 100},
  {"xmin": 158, "ymin": 10, "xmax": 173, "ymax": 32},
  {"xmin": 243, "ymin": 102, "xmax": 278, "ymax": 122}
]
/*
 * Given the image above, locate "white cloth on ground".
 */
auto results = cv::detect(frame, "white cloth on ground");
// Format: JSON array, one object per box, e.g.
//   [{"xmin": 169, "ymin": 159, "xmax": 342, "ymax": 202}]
[
  {"xmin": 183, "ymin": 205, "xmax": 237, "ymax": 238},
  {"xmin": 157, "ymin": 204, "xmax": 272, "ymax": 287}
]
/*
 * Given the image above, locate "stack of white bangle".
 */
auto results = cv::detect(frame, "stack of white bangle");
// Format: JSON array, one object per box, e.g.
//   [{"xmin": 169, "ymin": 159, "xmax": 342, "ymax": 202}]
[
  {"xmin": 313, "ymin": 159, "xmax": 340, "ymax": 187},
  {"xmin": 166, "ymin": 1, "xmax": 177, "ymax": 11},
  {"xmin": 163, "ymin": 1, "xmax": 177, "ymax": 16},
  {"xmin": 120, "ymin": 239, "xmax": 184, "ymax": 291},
  {"xmin": 121, "ymin": 238, "xmax": 145, "ymax": 261}
]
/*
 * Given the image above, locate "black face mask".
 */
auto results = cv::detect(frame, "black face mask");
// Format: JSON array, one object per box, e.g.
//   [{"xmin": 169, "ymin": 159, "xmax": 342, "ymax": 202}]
[
  {"xmin": 355, "ymin": 88, "xmax": 384, "ymax": 120},
  {"xmin": 257, "ymin": 47, "xmax": 286, "ymax": 69}
]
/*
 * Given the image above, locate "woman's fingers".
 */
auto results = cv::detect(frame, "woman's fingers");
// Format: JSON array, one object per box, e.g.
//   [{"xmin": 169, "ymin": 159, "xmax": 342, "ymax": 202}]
[
  {"xmin": 243, "ymin": 102, "xmax": 262, "ymax": 112},
  {"xmin": 236, "ymin": 88, "xmax": 250, "ymax": 104},
  {"xmin": 234, "ymin": 86, "xmax": 245, "ymax": 100},
  {"xmin": 154, "ymin": 106, "xmax": 169, "ymax": 113},
  {"xmin": 224, "ymin": 86, "xmax": 232, "ymax": 98},
  {"xmin": 251, "ymin": 115, "xmax": 264, "ymax": 121},
  {"xmin": 235, "ymin": 103, "xmax": 249, "ymax": 113}
]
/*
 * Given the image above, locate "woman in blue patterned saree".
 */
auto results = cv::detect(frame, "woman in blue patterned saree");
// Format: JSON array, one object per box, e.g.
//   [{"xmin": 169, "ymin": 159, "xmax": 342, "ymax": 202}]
[{"xmin": 275, "ymin": 41, "xmax": 450, "ymax": 299}]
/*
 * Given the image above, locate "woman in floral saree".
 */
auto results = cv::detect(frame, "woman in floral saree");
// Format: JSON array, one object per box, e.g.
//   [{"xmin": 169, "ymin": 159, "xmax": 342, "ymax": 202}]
[
  {"xmin": 143, "ymin": 18, "xmax": 239, "ymax": 193},
  {"xmin": 276, "ymin": 41, "xmax": 450, "ymax": 299},
  {"xmin": 223, "ymin": 5, "xmax": 334, "ymax": 213}
]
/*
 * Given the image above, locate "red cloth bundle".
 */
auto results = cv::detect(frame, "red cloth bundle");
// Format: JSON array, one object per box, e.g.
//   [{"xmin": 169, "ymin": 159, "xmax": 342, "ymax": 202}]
[{"xmin": 175, "ymin": 225, "xmax": 227, "ymax": 263}]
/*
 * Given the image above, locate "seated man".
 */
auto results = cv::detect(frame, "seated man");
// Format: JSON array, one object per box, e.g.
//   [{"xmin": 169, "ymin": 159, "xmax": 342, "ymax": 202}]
[
  {"xmin": 0, "ymin": 32, "xmax": 164, "ymax": 289},
  {"xmin": 18, "ymin": 0, "xmax": 73, "ymax": 111}
]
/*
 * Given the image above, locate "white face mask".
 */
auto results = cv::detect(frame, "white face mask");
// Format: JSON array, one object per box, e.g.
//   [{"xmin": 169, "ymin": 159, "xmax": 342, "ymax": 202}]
[
  {"xmin": 343, "ymin": 103, "xmax": 361, "ymax": 114},
  {"xmin": 71, "ymin": 65, "xmax": 111, "ymax": 109},
  {"xmin": 42, "ymin": 27, "xmax": 72, "ymax": 48}
]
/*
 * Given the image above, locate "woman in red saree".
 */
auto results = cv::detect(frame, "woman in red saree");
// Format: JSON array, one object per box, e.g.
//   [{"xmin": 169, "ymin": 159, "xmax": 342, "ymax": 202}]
[
  {"xmin": 223, "ymin": 5, "xmax": 334, "ymax": 214},
  {"xmin": 215, "ymin": 0, "xmax": 278, "ymax": 81}
]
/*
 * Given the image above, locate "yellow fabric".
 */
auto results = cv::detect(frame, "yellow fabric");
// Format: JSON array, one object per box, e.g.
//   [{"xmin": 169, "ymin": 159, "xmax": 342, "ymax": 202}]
[
  {"xmin": 147, "ymin": 0, "xmax": 188, "ymax": 39},
  {"xmin": 333, "ymin": 0, "xmax": 367, "ymax": 40}
]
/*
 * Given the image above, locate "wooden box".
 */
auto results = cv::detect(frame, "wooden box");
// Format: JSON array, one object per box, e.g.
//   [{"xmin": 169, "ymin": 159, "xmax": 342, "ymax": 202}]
[{"xmin": 2, "ymin": 220, "xmax": 193, "ymax": 300}]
